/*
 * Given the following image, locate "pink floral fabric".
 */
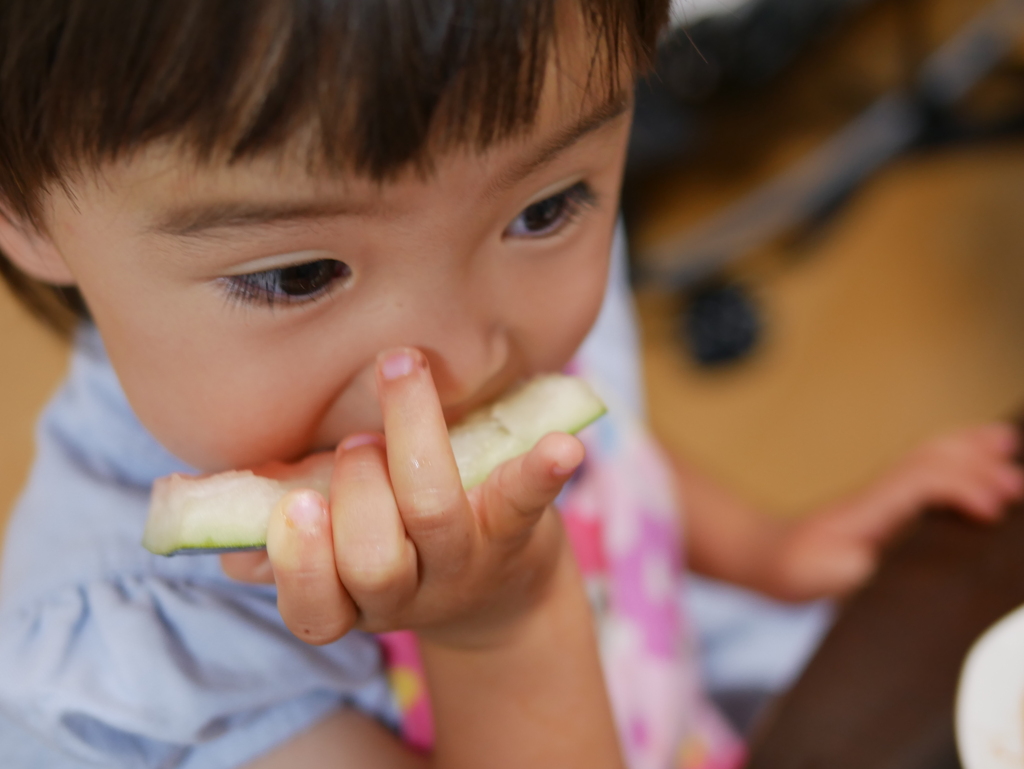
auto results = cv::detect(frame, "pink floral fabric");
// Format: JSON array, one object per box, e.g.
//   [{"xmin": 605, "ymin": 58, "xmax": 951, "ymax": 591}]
[{"xmin": 378, "ymin": 371, "xmax": 745, "ymax": 769}]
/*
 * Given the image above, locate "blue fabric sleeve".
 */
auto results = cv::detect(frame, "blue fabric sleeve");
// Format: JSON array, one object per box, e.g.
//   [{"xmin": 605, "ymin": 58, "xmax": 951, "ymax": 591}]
[
  {"xmin": 0, "ymin": 572, "xmax": 393, "ymax": 768},
  {"xmin": 0, "ymin": 331, "xmax": 394, "ymax": 769}
]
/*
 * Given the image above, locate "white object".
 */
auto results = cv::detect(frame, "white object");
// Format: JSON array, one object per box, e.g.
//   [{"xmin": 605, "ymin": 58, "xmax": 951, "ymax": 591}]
[
  {"xmin": 670, "ymin": 0, "xmax": 758, "ymax": 26},
  {"xmin": 143, "ymin": 374, "xmax": 606, "ymax": 555},
  {"xmin": 956, "ymin": 603, "xmax": 1024, "ymax": 769}
]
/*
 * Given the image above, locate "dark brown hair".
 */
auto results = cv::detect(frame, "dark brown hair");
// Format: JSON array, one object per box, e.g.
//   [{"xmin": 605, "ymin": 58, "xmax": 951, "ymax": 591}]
[{"xmin": 0, "ymin": 0, "xmax": 668, "ymax": 335}]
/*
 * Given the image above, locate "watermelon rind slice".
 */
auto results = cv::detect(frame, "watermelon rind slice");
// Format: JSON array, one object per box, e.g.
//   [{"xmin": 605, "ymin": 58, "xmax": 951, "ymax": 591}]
[{"xmin": 143, "ymin": 374, "xmax": 605, "ymax": 555}]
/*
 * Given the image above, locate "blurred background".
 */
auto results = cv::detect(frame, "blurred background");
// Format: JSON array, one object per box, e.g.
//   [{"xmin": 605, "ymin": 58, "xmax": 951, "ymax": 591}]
[
  {"xmin": 4, "ymin": 0, "xmax": 1024, "ymax": 550},
  {"xmin": 627, "ymin": 0, "xmax": 1024, "ymax": 515}
]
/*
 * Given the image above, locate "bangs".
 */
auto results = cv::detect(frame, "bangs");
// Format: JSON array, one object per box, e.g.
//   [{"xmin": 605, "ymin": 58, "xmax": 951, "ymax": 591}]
[{"xmin": 0, "ymin": 0, "xmax": 667, "ymax": 221}]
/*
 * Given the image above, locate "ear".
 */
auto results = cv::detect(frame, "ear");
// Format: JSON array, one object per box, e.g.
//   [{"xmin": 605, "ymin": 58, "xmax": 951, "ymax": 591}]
[{"xmin": 0, "ymin": 206, "xmax": 75, "ymax": 285}]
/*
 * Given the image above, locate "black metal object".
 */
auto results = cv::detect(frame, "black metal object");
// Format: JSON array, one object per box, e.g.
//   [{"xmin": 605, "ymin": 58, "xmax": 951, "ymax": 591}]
[
  {"xmin": 629, "ymin": 0, "xmax": 1024, "ymax": 367},
  {"xmin": 634, "ymin": 0, "xmax": 1024, "ymax": 290},
  {"xmin": 679, "ymin": 280, "xmax": 762, "ymax": 366}
]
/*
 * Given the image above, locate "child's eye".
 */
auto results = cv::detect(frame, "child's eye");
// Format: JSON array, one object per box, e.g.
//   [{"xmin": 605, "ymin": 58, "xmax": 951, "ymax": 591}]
[
  {"xmin": 505, "ymin": 182, "xmax": 597, "ymax": 239},
  {"xmin": 222, "ymin": 259, "xmax": 351, "ymax": 307}
]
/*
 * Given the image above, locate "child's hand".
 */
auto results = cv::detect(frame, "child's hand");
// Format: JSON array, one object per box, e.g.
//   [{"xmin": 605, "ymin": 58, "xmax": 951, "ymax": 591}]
[
  {"xmin": 222, "ymin": 348, "xmax": 584, "ymax": 649},
  {"xmin": 765, "ymin": 423, "xmax": 1023, "ymax": 601},
  {"xmin": 223, "ymin": 350, "xmax": 621, "ymax": 766}
]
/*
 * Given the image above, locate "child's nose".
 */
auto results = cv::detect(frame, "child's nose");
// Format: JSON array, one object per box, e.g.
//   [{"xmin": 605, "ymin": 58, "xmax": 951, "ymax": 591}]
[{"xmin": 418, "ymin": 322, "xmax": 512, "ymax": 413}]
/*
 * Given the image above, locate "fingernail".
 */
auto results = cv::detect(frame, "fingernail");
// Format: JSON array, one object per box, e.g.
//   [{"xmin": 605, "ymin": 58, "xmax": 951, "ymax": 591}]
[
  {"xmin": 552, "ymin": 460, "xmax": 581, "ymax": 478},
  {"xmin": 379, "ymin": 350, "xmax": 416, "ymax": 381},
  {"xmin": 339, "ymin": 432, "xmax": 384, "ymax": 452},
  {"xmin": 285, "ymin": 491, "xmax": 323, "ymax": 528}
]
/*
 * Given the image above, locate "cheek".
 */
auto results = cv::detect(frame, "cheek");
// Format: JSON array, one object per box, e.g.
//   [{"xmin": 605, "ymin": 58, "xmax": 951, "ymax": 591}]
[
  {"xmin": 106, "ymin": 336, "xmax": 325, "ymax": 470},
  {"xmin": 62, "ymin": 245, "xmax": 371, "ymax": 471},
  {"xmin": 515, "ymin": 239, "xmax": 612, "ymax": 371},
  {"xmin": 98, "ymin": 303, "xmax": 375, "ymax": 471}
]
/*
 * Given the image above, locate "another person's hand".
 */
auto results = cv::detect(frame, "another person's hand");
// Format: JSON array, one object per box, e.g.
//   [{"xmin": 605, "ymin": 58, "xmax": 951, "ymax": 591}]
[
  {"xmin": 221, "ymin": 347, "xmax": 584, "ymax": 650},
  {"xmin": 763, "ymin": 423, "xmax": 1023, "ymax": 601}
]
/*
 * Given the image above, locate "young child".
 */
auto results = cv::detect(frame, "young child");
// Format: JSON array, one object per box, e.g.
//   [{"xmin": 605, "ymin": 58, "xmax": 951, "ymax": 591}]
[{"xmin": 0, "ymin": 2, "xmax": 1020, "ymax": 768}]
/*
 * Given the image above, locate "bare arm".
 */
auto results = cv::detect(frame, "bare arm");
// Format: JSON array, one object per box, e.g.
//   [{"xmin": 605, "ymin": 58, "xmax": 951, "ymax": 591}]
[
  {"xmin": 422, "ymin": 544, "xmax": 620, "ymax": 769},
  {"xmin": 676, "ymin": 424, "xmax": 1023, "ymax": 602},
  {"xmin": 242, "ymin": 545, "xmax": 619, "ymax": 769},
  {"xmin": 674, "ymin": 458, "xmax": 785, "ymax": 595},
  {"xmin": 244, "ymin": 709, "xmax": 427, "ymax": 769}
]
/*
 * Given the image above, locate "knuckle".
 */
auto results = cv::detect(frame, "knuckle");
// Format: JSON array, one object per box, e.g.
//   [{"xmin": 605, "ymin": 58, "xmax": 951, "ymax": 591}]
[
  {"xmin": 492, "ymin": 461, "xmax": 545, "ymax": 515},
  {"xmin": 350, "ymin": 566, "xmax": 401, "ymax": 599},
  {"xmin": 402, "ymin": 485, "xmax": 462, "ymax": 528},
  {"xmin": 345, "ymin": 448, "xmax": 388, "ymax": 480},
  {"xmin": 271, "ymin": 558, "xmax": 330, "ymax": 586},
  {"xmin": 342, "ymin": 550, "xmax": 412, "ymax": 603}
]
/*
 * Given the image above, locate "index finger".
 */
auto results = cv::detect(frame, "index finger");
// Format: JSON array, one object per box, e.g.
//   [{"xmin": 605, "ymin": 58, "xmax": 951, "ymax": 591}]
[{"xmin": 376, "ymin": 348, "xmax": 475, "ymax": 576}]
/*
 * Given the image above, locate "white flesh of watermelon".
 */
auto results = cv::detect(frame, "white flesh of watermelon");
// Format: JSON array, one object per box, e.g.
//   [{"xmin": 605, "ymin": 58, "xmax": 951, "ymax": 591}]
[{"xmin": 143, "ymin": 374, "xmax": 605, "ymax": 555}]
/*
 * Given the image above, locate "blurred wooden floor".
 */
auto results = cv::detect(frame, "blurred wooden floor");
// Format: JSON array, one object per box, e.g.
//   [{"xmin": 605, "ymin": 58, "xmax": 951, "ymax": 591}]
[{"xmin": 4, "ymin": 0, "xmax": 1024, "ymax": 551}]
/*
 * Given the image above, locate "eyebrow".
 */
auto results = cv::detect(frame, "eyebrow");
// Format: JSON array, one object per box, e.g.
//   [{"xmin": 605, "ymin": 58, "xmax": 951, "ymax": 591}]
[
  {"xmin": 150, "ymin": 90, "xmax": 632, "ymax": 238},
  {"xmin": 484, "ymin": 89, "xmax": 633, "ymax": 197},
  {"xmin": 150, "ymin": 199, "xmax": 388, "ymax": 238}
]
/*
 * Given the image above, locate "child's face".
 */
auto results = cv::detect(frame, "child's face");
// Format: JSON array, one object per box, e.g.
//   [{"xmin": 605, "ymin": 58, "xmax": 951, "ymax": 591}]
[{"xmin": 37, "ymin": 74, "xmax": 632, "ymax": 471}]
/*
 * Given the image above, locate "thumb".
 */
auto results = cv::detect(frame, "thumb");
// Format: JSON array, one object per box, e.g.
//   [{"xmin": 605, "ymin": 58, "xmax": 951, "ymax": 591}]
[{"xmin": 476, "ymin": 432, "xmax": 584, "ymax": 542}]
